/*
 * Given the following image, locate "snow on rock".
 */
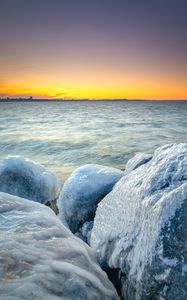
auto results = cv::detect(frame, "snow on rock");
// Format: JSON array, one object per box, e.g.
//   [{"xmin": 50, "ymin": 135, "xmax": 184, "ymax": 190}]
[
  {"xmin": 0, "ymin": 156, "xmax": 59, "ymax": 204},
  {"xmin": 0, "ymin": 192, "xmax": 119, "ymax": 300},
  {"xmin": 57, "ymin": 164, "xmax": 124, "ymax": 240},
  {"xmin": 125, "ymin": 152, "xmax": 152, "ymax": 174},
  {"xmin": 91, "ymin": 143, "xmax": 187, "ymax": 300}
]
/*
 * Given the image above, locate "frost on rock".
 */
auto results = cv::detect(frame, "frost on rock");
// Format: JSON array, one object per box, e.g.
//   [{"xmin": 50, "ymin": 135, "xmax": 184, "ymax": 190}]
[
  {"xmin": 0, "ymin": 192, "xmax": 119, "ymax": 300},
  {"xmin": 91, "ymin": 143, "xmax": 187, "ymax": 300},
  {"xmin": 0, "ymin": 156, "xmax": 59, "ymax": 204},
  {"xmin": 57, "ymin": 164, "xmax": 124, "ymax": 240},
  {"xmin": 125, "ymin": 152, "xmax": 152, "ymax": 174}
]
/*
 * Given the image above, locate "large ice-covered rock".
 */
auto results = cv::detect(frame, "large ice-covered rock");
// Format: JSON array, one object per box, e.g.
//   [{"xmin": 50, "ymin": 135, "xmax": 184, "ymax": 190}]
[
  {"xmin": 57, "ymin": 164, "xmax": 124, "ymax": 240},
  {"xmin": 0, "ymin": 156, "xmax": 59, "ymax": 204},
  {"xmin": 91, "ymin": 144, "xmax": 187, "ymax": 299},
  {"xmin": 0, "ymin": 192, "xmax": 119, "ymax": 300}
]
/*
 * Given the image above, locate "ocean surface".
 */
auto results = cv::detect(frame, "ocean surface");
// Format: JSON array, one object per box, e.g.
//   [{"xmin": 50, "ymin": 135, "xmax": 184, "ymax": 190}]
[{"xmin": 0, "ymin": 100, "xmax": 187, "ymax": 183}]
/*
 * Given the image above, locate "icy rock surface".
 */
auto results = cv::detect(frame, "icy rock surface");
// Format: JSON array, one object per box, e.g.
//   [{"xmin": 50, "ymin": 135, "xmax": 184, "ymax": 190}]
[
  {"xmin": 57, "ymin": 164, "xmax": 124, "ymax": 239},
  {"xmin": 91, "ymin": 143, "xmax": 187, "ymax": 300},
  {"xmin": 0, "ymin": 156, "xmax": 59, "ymax": 204},
  {"xmin": 0, "ymin": 192, "xmax": 119, "ymax": 300},
  {"xmin": 125, "ymin": 152, "xmax": 152, "ymax": 174}
]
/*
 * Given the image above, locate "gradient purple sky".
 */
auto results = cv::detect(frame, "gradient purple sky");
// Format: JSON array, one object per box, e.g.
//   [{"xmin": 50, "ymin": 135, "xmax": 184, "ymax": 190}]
[{"xmin": 0, "ymin": 0, "xmax": 187, "ymax": 99}]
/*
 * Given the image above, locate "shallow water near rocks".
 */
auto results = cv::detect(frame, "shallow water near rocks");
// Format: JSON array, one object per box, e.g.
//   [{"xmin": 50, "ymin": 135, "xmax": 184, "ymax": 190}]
[{"xmin": 0, "ymin": 100, "xmax": 187, "ymax": 182}]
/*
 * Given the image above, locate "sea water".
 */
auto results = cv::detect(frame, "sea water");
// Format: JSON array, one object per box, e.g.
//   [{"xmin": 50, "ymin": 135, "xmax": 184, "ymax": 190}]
[{"xmin": 0, "ymin": 100, "xmax": 187, "ymax": 182}]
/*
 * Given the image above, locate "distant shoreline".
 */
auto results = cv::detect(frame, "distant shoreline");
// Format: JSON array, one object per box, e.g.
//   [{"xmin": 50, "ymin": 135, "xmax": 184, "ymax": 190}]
[{"xmin": 0, "ymin": 99, "xmax": 187, "ymax": 102}]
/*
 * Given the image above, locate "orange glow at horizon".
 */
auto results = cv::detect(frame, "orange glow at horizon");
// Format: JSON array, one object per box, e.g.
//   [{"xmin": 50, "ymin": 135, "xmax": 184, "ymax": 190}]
[
  {"xmin": 1, "ymin": 40, "xmax": 187, "ymax": 100},
  {"xmin": 1, "ymin": 44, "xmax": 187, "ymax": 100},
  {"xmin": 1, "ymin": 68, "xmax": 187, "ymax": 100}
]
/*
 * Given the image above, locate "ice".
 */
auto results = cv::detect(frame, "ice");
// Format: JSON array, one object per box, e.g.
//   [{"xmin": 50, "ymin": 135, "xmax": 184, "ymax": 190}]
[
  {"xmin": 182, "ymin": 265, "xmax": 187, "ymax": 273},
  {"xmin": 91, "ymin": 143, "xmax": 187, "ymax": 299},
  {"xmin": 0, "ymin": 192, "xmax": 119, "ymax": 300},
  {"xmin": 0, "ymin": 156, "xmax": 59, "ymax": 204},
  {"xmin": 57, "ymin": 164, "xmax": 124, "ymax": 240},
  {"xmin": 125, "ymin": 152, "xmax": 152, "ymax": 173},
  {"xmin": 160, "ymin": 257, "xmax": 178, "ymax": 267}
]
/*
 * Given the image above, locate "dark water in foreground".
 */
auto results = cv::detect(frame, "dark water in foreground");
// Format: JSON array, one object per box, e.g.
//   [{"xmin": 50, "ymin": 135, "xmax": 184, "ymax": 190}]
[{"xmin": 0, "ymin": 100, "xmax": 187, "ymax": 182}]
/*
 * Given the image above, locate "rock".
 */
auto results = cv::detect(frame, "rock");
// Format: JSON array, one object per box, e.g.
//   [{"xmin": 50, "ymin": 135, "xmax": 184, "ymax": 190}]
[
  {"xmin": 0, "ymin": 156, "xmax": 59, "ymax": 204},
  {"xmin": 57, "ymin": 164, "xmax": 124, "ymax": 240},
  {"xmin": 0, "ymin": 192, "xmax": 119, "ymax": 300},
  {"xmin": 91, "ymin": 143, "xmax": 187, "ymax": 300},
  {"xmin": 125, "ymin": 152, "xmax": 152, "ymax": 174}
]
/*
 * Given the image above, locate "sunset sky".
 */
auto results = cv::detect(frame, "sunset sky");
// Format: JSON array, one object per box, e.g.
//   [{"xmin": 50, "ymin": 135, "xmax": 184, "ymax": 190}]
[{"xmin": 0, "ymin": 0, "xmax": 187, "ymax": 100}]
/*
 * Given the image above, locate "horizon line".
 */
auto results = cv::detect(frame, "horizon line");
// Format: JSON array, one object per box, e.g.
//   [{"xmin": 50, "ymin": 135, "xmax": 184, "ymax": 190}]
[{"xmin": 0, "ymin": 98, "xmax": 187, "ymax": 102}]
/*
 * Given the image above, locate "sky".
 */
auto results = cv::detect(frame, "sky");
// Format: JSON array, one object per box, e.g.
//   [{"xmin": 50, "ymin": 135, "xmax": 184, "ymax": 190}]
[{"xmin": 0, "ymin": 0, "xmax": 187, "ymax": 100}]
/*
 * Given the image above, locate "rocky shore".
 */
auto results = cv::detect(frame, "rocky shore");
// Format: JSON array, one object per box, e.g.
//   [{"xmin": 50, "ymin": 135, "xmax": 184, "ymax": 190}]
[{"xmin": 0, "ymin": 143, "xmax": 187, "ymax": 299}]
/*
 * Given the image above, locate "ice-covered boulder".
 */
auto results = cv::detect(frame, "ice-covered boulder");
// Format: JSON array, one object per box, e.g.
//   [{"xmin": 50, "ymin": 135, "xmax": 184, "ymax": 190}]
[
  {"xmin": 0, "ymin": 192, "xmax": 119, "ymax": 300},
  {"xmin": 125, "ymin": 152, "xmax": 152, "ymax": 174},
  {"xmin": 0, "ymin": 156, "xmax": 59, "ymax": 204},
  {"xmin": 91, "ymin": 144, "xmax": 187, "ymax": 300},
  {"xmin": 57, "ymin": 164, "xmax": 124, "ymax": 240}
]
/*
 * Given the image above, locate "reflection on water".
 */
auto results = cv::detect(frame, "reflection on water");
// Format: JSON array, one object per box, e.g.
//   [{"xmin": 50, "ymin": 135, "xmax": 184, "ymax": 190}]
[{"xmin": 0, "ymin": 101, "xmax": 187, "ymax": 182}]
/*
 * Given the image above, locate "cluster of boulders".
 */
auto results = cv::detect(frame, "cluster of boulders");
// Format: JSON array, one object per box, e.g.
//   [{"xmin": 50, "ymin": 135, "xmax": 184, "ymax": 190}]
[
  {"xmin": 0, "ymin": 143, "xmax": 187, "ymax": 299},
  {"xmin": 0, "ymin": 157, "xmax": 118, "ymax": 300}
]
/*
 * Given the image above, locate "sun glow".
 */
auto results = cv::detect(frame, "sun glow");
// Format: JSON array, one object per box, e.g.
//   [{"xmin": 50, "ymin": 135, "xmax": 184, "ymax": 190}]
[{"xmin": 1, "ymin": 71, "xmax": 187, "ymax": 100}]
